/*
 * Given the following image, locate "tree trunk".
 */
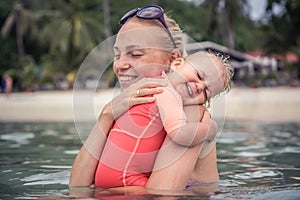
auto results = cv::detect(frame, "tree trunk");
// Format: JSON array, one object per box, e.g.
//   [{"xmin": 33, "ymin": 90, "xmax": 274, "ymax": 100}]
[
  {"xmin": 15, "ymin": 4, "xmax": 24, "ymax": 57},
  {"xmin": 102, "ymin": 0, "xmax": 112, "ymax": 38},
  {"xmin": 224, "ymin": 10, "xmax": 235, "ymax": 49},
  {"xmin": 221, "ymin": 1, "xmax": 235, "ymax": 49}
]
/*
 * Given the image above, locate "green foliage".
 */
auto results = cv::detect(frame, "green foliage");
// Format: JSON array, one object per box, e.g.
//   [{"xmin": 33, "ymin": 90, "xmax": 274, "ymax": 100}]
[
  {"xmin": 263, "ymin": 0, "xmax": 300, "ymax": 54},
  {"xmin": 0, "ymin": 0, "xmax": 299, "ymax": 91},
  {"xmin": 20, "ymin": 55, "xmax": 38, "ymax": 89}
]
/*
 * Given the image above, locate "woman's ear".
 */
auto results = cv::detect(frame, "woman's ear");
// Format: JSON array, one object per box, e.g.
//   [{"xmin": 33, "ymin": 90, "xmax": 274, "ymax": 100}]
[{"xmin": 170, "ymin": 58, "xmax": 184, "ymax": 70}]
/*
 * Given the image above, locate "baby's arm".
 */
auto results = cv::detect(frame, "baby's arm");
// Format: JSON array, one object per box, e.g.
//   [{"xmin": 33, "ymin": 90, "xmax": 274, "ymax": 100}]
[
  {"xmin": 156, "ymin": 88, "xmax": 217, "ymax": 147},
  {"xmin": 195, "ymin": 105, "xmax": 218, "ymax": 142},
  {"xmin": 168, "ymin": 105, "xmax": 217, "ymax": 146}
]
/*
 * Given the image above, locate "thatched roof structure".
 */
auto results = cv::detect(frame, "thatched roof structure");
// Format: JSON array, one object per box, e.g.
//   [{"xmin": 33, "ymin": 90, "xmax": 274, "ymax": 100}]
[{"xmin": 186, "ymin": 41, "xmax": 278, "ymax": 71}]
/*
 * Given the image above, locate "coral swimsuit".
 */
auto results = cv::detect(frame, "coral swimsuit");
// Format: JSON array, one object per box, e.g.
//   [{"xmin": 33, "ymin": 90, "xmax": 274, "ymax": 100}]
[{"xmin": 95, "ymin": 87, "xmax": 186, "ymax": 188}]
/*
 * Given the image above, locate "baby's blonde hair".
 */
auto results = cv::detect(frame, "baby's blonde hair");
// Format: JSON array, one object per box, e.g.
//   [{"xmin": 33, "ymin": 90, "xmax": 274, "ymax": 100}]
[
  {"xmin": 210, "ymin": 51, "xmax": 234, "ymax": 94},
  {"xmin": 209, "ymin": 52, "xmax": 234, "ymax": 107}
]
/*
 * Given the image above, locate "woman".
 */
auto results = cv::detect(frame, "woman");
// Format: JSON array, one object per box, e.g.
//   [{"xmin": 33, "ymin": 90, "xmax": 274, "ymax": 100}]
[{"xmin": 69, "ymin": 5, "xmax": 219, "ymax": 192}]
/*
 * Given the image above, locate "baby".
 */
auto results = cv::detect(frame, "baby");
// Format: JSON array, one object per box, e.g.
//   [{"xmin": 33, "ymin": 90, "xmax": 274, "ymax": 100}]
[{"xmin": 95, "ymin": 51, "xmax": 234, "ymax": 188}]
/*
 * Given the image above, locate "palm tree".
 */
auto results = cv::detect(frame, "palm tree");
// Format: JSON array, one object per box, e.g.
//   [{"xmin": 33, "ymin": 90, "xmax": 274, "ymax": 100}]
[
  {"xmin": 102, "ymin": 0, "xmax": 112, "ymax": 38},
  {"xmin": 1, "ymin": 3, "xmax": 38, "ymax": 57},
  {"xmin": 263, "ymin": 0, "xmax": 300, "ymax": 55},
  {"xmin": 41, "ymin": 0, "xmax": 104, "ymax": 73},
  {"xmin": 0, "ymin": 2, "xmax": 44, "ymax": 90},
  {"xmin": 201, "ymin": 0, "xmax": 250, "ymax": 49}
]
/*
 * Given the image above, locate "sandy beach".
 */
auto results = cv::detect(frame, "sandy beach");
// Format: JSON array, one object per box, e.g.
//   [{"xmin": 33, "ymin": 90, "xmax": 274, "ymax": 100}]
[{"xmin": 0, "ymin": 87, "xmax": 299, "ymax": 123}]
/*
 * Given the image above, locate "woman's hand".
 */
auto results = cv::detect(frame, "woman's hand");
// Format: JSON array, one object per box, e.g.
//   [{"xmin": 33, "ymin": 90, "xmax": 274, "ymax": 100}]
[{"xmin": 109, "ymin": 77, "xmax": 168, "ymax": 120}]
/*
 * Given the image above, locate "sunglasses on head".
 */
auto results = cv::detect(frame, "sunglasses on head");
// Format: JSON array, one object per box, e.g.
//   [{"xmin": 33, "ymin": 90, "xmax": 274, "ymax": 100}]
[{"xmin": 119, "ymin": 5, "xmax": 177, "ymax": 49}]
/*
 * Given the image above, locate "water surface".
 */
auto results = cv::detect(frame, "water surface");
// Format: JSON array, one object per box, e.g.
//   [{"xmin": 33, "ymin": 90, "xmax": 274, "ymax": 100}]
[{"xmin": 0, "ymin": 121, "xmax": 299, "ymax": 199}]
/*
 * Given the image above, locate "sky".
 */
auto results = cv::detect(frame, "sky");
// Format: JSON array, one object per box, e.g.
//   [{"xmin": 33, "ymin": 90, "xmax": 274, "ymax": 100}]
[
  {"xmin": 181, "ymin": 0, "xmax": 268, "ymax": 21},
  {"xmin": 247, "ymin": 0, "xmax": 267, "ymax": 21}
]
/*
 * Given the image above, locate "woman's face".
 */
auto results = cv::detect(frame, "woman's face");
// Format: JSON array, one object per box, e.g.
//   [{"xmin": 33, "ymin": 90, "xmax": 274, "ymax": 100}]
[{"xmin": 113, "ymin": 20, "xmax": 173, "ymax": 89}]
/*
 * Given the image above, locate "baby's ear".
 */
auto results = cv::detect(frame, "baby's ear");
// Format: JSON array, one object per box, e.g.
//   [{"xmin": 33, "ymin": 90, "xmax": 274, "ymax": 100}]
[{"xmin": 170, "ymin": 58, "xmax": 184, "ymax": 70}]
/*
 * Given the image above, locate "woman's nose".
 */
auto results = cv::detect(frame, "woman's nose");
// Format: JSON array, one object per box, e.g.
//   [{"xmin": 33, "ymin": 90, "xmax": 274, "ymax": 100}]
[{"xmin": 114, "ymin": 56, "xmax": 131, "ymax": 71}]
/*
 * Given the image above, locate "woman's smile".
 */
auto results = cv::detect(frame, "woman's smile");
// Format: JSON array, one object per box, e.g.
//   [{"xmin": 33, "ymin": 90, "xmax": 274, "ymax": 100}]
[
  {"xmin": 119, "ymin": 74, "xmax": 138, "ymax": 82},
  {"xmin": 117, "ymin": 72, "xmax": 140, "ymax": 88}
]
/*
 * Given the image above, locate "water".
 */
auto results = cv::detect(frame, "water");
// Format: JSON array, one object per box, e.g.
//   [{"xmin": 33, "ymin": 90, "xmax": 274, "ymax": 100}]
[{"xmin": 0, "ymin": 121, "xmax": 299, "ymax": 199}]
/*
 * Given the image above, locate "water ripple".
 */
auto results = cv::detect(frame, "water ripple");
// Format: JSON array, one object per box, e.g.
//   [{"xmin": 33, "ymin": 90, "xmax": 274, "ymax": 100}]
[
  {"xmin": 229, "ymin": 170, "xmax": 283, "ymax": 180},
  {"xmin": 21, "ymin": 171, "xmax": 70, "ymax": 186},
  {"xmin": 0, "ymin": 132, "xmax": 35, "ymax": 147},
  {"xmin": 236, "ymin": 151, "xmax": 272, "ymax": 157},
  {"xmin": 278, "ymin": 146, "xmax": 300, "ymax": 154}
]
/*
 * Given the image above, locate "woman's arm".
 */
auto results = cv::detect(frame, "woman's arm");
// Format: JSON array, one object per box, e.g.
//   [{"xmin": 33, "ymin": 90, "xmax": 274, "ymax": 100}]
[
  {"xmin": 69, "ymin": 77, "xmax": 168, "ymax": 187},
  {"xmin": 192, "ymin": 142, "xmax": 219, "ymax": 183},
  {"xmin": 69, "ymin": 103, "xmax": 115, "ymax": 186},
  {"xmin": 146, "ymin": 135, "xmax": 202, "ymax": 190}
]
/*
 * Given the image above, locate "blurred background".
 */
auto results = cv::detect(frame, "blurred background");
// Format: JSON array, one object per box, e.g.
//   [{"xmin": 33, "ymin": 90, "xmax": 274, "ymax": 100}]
[
  {"xmin": 0, "ymin": 0, "xmax": 299, "ymax": 92},
  {"xmin": 0, "ymin": 1, "xmax": 299, "ymax": 198}
]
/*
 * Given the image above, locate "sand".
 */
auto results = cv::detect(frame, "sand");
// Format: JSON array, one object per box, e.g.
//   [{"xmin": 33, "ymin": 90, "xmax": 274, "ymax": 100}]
[{"xmin": 0, "ymin": 87, "xmax": 299, "ymax": 123}]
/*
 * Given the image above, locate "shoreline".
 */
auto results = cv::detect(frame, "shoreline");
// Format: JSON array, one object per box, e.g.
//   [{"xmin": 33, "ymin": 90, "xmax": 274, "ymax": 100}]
[
  {"xmin": 0, "ymin": 87, "xmax": 299, "ymax": 123},
  {"xmin": 222, "ymin": 87, "xmax": 300, "ymax": 123}
]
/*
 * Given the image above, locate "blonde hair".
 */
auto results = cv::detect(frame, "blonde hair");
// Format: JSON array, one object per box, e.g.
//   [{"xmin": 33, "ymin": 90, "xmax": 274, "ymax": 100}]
[
  {"xmin": 211, "ymin": 52, "xmax": 234, "ymax": 93},
  {"xmin": 164, "ymin": 14, "xmax": 187, "ymax": 57},
  {"xmin": 126, "ymin": 14, "xmax": 186, "ymax": 57}
]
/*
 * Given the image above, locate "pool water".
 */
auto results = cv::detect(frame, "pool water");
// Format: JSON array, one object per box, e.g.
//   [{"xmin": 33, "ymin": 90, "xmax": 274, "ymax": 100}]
[{"xmin": 0, "ymin": 121, "xmax": 299, "ymax": 199}]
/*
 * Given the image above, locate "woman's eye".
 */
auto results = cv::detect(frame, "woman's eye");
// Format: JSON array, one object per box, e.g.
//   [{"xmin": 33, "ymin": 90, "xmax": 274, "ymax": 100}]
[
  {"xmin": 114, "ymin": 54, "xmax": 120, "ymax": 59},
  {"xmin": 113, "ymin": 48, "xmax": 121, "ymax": 59},
  {"xmin": 132, "ymin": 54, "xmax": 143, "ymax": 57},
  {"xmin": 130, "ymin": 51, "xmax": 144, "ymax": 57},
  {"xmin": 113, "ymin": 51, "xmax": 121, "ymax": 59}
]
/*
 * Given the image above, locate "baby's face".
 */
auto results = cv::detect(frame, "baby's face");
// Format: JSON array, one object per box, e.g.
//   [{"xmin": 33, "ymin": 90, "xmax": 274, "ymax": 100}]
[
  {"xmin": 187, "ymin": 53, "xmax": 225, "ymax": 99},
  {"xmin": 169, "ymin": 53, "xmax": 225, "ymax": 105},
  {"xmin": 168, "ymin": 61, "xmax": 208, "ymax": 105}
]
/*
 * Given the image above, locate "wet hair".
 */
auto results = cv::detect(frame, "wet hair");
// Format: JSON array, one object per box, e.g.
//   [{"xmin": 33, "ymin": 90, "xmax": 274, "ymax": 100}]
[
  {"xmin": 209, "ymin": 53, "xmax": 234, "ymax": 107},
  {"xmin": 211, "ymin": 52, "xmax": 234, "ymax": 94}
]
